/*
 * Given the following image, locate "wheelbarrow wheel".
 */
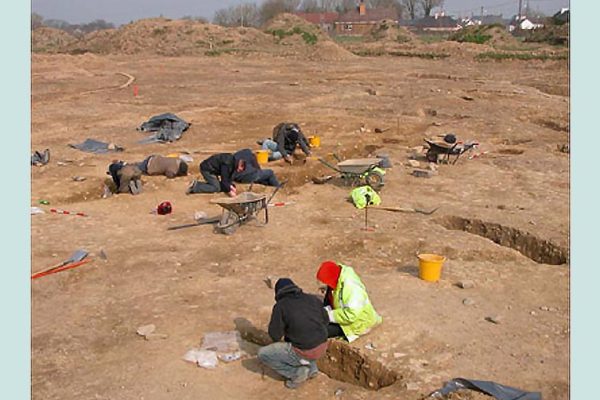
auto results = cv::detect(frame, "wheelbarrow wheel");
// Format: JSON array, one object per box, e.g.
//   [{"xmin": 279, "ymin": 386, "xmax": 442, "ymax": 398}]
[
  {"xmin": 215, "ymin": 210, "xmax": 239, "ymax": 235},
  {"xmin": 365, "ymin": 170, "xmax": 384, "ymax": 190}
]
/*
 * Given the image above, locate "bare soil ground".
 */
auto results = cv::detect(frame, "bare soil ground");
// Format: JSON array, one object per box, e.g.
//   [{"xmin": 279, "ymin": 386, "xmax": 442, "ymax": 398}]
[{"xmin": 31, "ymin": 45, "xmax": 569, "ymax": 400}]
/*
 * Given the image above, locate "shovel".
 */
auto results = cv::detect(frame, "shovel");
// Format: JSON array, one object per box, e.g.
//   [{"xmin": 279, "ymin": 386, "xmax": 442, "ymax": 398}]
[
  {"xmin": 168, "ymin": 215, "xmax": 221, "ymax": 231},
  {"xmin": 31, "ymin": 249, "xmax": 88, "ymax": 278},
  {"xmin": 371, "ymin": 206, "xmax": 440, "ymax": 215}
]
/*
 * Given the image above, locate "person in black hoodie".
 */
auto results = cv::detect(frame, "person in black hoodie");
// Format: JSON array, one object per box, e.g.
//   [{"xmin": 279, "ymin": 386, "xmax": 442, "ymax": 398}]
[
  {"xmin": 257, "ymin": 278, "xmax": 329, "ymax": 389},
  {"xmin": 186, "ymin": 153, "xmax": 237, "ymax": 196}
]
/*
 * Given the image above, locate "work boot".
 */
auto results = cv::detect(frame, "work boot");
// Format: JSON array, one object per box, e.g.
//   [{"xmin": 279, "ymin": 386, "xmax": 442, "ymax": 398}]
[
  {"xmin": 186, "ymin": 180, "xmax": 197, "ymax": 195},
  {"xmin": 308, "ymin": 364, "xmax": 319, "ymax": 379},
  {"xmin": 284, "ymin": 366, "xmax": 309, "ymax": 389}
]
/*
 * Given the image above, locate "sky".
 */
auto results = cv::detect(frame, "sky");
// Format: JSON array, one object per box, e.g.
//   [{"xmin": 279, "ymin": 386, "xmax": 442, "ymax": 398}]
[{"xmin": 31, "ymin": 0, "xmax": 569, "ymax": 26}]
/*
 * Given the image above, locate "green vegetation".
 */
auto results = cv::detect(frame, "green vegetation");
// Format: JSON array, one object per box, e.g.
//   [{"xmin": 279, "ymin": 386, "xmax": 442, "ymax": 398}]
[
  {"xmin": 334, "ymin": 35, "xmax": 366, "ymax": 43},
  {"xmin": 352, "ymin": 49, "xmax": 449, "ymax": 59},
  {"xmin": 417, "ymin": 33, "xmax": 449, "ymax": 43},
  {"xmin": 449, "ymin": 24, "xmax": 507, "ymax": 44},
  {"xmin": 476, "ymin": 51, "xmax": 569, "ymax": 61},
  {"xmin": 389, "ymin": 50, "xmax": 450, "ymax": 59},
  {"xmin": 152, "ymin": 27, "xmax": 167, "ymax": 36},
  {"xmin": 221, "ymin": 39, "xmax": 234, "ymax": 45},
  {"xmin": 267, "ymin": 26, "xmax": 318, "ymax": 45},
  {"xmin": 396, "ymin": 34, "xmax": 411, "ymax": 43}
]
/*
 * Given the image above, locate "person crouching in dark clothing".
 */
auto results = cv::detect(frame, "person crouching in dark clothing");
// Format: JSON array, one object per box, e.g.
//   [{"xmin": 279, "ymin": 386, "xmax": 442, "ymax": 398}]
[
  {"xmin": 186, "ymin": 153, "xmax": 237, "ymax": 196},
  {"xmin": 107, "ymin": 161, "xmax": 143, "ymax": 195},
  {"xmin": 258, "ymin": 278, "xmax": 329, "ymax": 389},
  {"xmin": 137, "ymin": 155, "xmax": 188, "ymax": 178},
  {"xmin": 232, "ymin": 148, "xmax": 281, "ymax": 187}
]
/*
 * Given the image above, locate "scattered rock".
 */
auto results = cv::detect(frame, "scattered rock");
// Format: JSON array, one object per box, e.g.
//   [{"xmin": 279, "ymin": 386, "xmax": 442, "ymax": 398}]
[
  {"xmin": 485, "ymin": 315, "xmax": 503, "ymax": 324},
  {"xmin": 461, "ymin": 95, "xmax": 475, "ymax": 101},
  {"xmin": 412, "ymin": 169, "xmax": 435, "ymax": 178},
  {"xmin": 431, "ymin": 122, "xmax": 442, "ymax": 126},
  {"xmin": 72, "ymin": 176, "xmax": 87, "ymax": 182},
  {"xmin": 407, "ymin": 160, "xmax": 421, "ymax": 168},
  {"xmin": 428, "ymin": 163, "xmax": 438, "ymax": 172},
  {"xmin": 365, "ymin": 342, "xmax": 376, "ymax": 350},
  {"xmin": 393, "ymin": 352, "xmax": 406, "ymax": 358},
  {"xmin": 145, "ymin": 333, "xmax": 169, "ymax": 341},
  {"xmin": 530, "ymin": 311, "xmax": 537, "ymax": 316},
  {"xmin": 497, "ymin": 204, "xmax": 506, "ymax": 210},
  {"xmin": 540, "ymin": 306, "xmax": 550, "ymax": 311},
  {"xmin": 136, "ymin": 324, "xmax": 156, "ymax": 337},
  {"xmin": 405, "ymin": 382, "xmax": 420, "ymax": 391},
  {"xmin": 289, "ymin": 82, "xmax": 300, "ymax": 86},
  {"xmin": 334, "ymin": 388, "xmax": 344, "ymax": 397},
  {"xmin": 462, "ymin": 298, "xmax": 475, "ymax": 306},
  {"xmin": 366, "ymin": 88, "xmax": 379, "ymax": 96},
  {"xmin": 457, "ymin": 280, "xmax": 475, "ymax": 289}
]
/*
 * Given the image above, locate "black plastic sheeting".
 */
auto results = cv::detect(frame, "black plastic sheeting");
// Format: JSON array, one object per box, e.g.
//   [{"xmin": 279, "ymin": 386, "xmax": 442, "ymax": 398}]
[
  {"xmin": 429, "ymin": 378, "xmax": 541, "ymax": 400},
  {"xmin": 138, "ymin": 113, "xmax": 190, "ymax": 144},
  {"xmin": 69, "ymin": 139, "xmax": 124, "ymax": 154}
]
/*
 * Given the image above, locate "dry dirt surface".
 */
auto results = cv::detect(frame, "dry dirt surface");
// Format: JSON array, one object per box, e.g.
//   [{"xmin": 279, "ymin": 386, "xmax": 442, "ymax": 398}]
[{"xmin": 31, "ymin": 39, "xmax": 569, "ymax": 400}]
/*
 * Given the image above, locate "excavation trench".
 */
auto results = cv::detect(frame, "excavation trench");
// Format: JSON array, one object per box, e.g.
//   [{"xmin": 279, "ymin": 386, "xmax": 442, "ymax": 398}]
[
  {"xmin": 236, "ymin": 321, "xmax": 399, "ymax": 390},
  {"xmin": 438, "ymin": 216, "xmax": 568, "ymax": 265}
]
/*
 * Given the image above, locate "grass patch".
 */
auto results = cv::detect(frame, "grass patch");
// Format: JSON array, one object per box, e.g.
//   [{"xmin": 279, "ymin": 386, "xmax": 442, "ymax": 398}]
[
  {"xmin": 352, "ymin": 49, "xmax": 385, "ymax": 56},
  {"xmin": 267, "ymin": 26, "xmax": 318, "ymax": 45},
  {"xmin": 417, "ymin": 33, "xmax": 449, "ymax": 43},
  {"xmin": 389, "ymin": 50, "xmax": 450, "ymax": 59},
  {"xmin": 334, "ymin": 35, "xmax": 366, "ymax": 43},
  {"xmin": 221, "ymin": 39, "xmax": 234, "ymax": 45},
  {"xmin": 352, "ymin": 49, "xmax": 449, "ymax": 59},
  {"xmin": 476, "ymin": 51, "xmax": 569, "ymax": 61},
  {"xmin": 152, "ymin": 27, "xmax": 167, "ymax": 36}
]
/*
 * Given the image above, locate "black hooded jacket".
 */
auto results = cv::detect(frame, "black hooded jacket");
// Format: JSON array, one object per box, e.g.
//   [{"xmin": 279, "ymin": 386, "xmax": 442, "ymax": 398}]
[{"xmin": 268, "ymin": 283, "xmax": 329, "ymax": 350}]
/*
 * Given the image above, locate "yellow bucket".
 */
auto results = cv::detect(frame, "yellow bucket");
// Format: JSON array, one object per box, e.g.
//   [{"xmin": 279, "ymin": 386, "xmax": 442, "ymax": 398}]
[
  {"xmin": 166, "ymin": 153, "xmax": 180, "ymax": 158},
  {"xmin": 308, "ymin": 135, "xmax": 321, "ymax": 148},
  {"xmin": 256, "ymin": 150, "xmax": 269, "ymax": 164},
  {"xmin": 417, "ymin": 254, "xmax": 446, "ymax": 282}
]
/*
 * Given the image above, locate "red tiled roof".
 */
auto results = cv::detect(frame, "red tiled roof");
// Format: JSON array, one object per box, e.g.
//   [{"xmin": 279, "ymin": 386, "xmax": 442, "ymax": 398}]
[
  {"xmin": 336, "ymin": 7, "xmax": 398, "ymax": 23},
  {"xmin": 293, "ymin": 12, "xmax": 339, "ymax": 25}
]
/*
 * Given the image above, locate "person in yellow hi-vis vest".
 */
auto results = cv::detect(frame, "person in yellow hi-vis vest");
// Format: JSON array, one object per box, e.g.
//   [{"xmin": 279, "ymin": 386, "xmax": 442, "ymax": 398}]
[{"xmin": 316, "ymin": 261, "xmax": 382, "ymax": 342}]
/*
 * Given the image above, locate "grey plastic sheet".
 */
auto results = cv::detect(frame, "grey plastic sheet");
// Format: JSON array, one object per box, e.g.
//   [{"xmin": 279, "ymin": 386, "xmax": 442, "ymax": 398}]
[{"xmin": 429, "ymin": 378, "xmax": 542, "ymax": 400}]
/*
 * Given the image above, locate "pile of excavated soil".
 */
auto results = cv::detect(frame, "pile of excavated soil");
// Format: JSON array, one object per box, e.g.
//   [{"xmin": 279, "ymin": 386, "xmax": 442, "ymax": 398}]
[
  {"xmin": 370, "ymin": 20, "xmax": 418, "ymax": 44},
  {"xmin": 33, "ymin": 16, "xmax": 354, "ymax": 61},
  {"xmin": 449, "ymin": 25, "xmax": 520, "ymax": 48},
  {"xmin": 264, "ymin": 13, "xmax": 355, "ymax": 61},
  {"xmin": 66, "ymin": 18, "xmax": 274, "ymax": 56},
  {"xmin": 32, "ymin": 27, "xmax": 78, "ymax": 53}
]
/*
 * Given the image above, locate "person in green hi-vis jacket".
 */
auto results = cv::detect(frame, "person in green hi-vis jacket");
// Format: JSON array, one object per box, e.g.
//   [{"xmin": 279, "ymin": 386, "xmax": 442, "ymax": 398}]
[{"xmin": 316, "ymin": 261, "xmax": 382, "ymax": 343}]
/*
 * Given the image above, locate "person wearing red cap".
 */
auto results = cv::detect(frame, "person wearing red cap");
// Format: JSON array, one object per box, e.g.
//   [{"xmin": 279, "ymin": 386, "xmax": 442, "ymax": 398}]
[{"xmin": 316, "ymin": 261, "xmax": 382, "ymax": 343}]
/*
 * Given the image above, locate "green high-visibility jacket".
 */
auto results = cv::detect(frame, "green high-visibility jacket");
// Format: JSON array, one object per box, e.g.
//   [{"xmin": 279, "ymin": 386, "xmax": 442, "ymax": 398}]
[{"xmin": 330, "ymin": 265, "xmax": 382, "ymax": 342}]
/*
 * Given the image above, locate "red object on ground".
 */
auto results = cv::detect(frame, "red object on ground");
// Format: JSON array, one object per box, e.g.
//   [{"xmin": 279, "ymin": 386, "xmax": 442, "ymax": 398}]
[
  {"xmin": 49, "ymin": 208, "xmax": 87, "ymax": 217},
  {"xmin": 133, "ymin": 85, "xmax": 139, "ymax": 97},
  {"xmin": 31, "ymin": 259, "xmax": 93, "ymax": 280},
  {"xmin": 157, "ymin": 201, "xmax": 173, "ymax": 215}
]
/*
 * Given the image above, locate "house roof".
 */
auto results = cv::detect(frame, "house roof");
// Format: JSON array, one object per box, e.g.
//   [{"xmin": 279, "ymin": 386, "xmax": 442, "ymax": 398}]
[
  {"xmin": 414, "ymin": 16, "xmax": 460, "ymax": 28},
  {"xmin": 292, "ymin": 12, "xmax": 339, "ymax": 25},
  {"xmin": 475, "ymin": 15, "xmax": 505, "ymax": 26},
  {"xmin": 336, "ymin": 7, "xmax": 398, "ymax": 23}
]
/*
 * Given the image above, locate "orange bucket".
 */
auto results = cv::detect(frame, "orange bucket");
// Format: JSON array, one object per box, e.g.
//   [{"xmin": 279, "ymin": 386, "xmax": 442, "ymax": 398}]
[
  {"xmin": 256, "ymin": 150, "xmax": 269, "ymax": 164},
  {"xmin": 417, "ymin": 254, "xmax": 446, "ymax": 282}
]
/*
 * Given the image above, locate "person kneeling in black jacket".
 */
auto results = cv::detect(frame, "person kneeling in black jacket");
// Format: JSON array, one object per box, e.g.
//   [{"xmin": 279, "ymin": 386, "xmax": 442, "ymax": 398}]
[{"xmin": 258, "ymin": 278, "xmax": 329, "ymax": 389}]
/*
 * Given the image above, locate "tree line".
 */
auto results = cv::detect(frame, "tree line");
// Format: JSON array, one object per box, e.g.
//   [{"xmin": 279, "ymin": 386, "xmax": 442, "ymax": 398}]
[
  {"xmin": 213, "ymin": 0, "xmax": 444, "ymax": 27},
  {"xmin": 31, "ymin": 13, "xmax": 115, "ymax": 36}
]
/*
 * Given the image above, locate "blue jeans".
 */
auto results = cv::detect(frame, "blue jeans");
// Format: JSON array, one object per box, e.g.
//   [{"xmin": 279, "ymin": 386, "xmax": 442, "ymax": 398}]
[
  {"xmin": 262, "ymin": 139, "xmax": 283, "ymax": 161},
  {"xmin": 189, "ymin": 170, "xmax": 221, "ymax": 193},
  {"xmin": 257, "ymin": 342, "xmax": 318, "ymax": 382}
]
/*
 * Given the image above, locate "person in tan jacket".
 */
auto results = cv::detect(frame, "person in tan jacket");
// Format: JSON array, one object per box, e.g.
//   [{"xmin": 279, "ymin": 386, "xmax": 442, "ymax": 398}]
[{"xmin": 138, "ymin": 155, "xmax": 188, "ymax": 178}]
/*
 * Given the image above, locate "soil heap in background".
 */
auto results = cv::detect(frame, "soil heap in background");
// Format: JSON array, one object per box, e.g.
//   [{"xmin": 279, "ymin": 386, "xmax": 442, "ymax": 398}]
[
  {"xmin": 32, "ymin": 27, "xmax": 78, "ymax": 53},
  {"xmin": 369, "ymin": 20, "xmax": 418, "ymax": 44},
  {"xmin": 64, "ymin": 18, "xmax": 274, "ymax": 56},
  {"xmin": 264, "ymin": 13, "xmax": 355, "ymax": 61},
  {"xmin": 448, "ymin": 24, "xmax": 520, "ymax": 48}
]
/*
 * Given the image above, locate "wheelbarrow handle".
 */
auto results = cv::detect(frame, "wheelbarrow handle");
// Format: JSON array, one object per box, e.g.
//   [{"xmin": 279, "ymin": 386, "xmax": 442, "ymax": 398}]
[{"xmin": 317, "ymin": 157, "xmax": 343, "ymax": 173}]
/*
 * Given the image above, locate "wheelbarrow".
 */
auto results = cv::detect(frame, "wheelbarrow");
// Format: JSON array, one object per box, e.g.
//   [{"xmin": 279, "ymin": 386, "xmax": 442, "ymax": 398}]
[
  {"xmin": 424, "ymin": 139, "xmax": 479, "ymax": 164},
  {"xmin": 317, "ymin": 155, "xmax": 386, "ymax": 190},
  {"xmin": 210, "ymin": 192, "xmax": 269, "ymax": 235}
]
